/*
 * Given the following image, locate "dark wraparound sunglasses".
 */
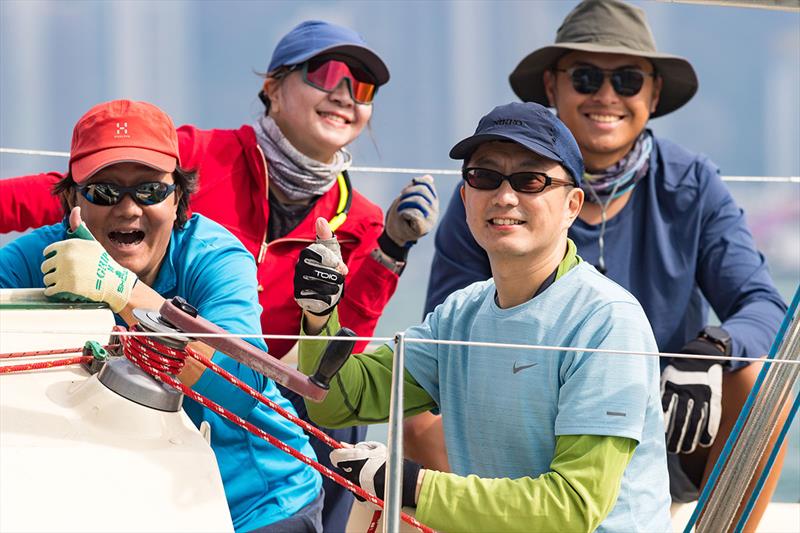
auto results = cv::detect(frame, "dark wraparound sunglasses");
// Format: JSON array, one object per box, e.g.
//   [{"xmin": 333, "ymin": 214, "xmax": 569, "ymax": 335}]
[
  {"xmin": 462, "ymin": 167, "xmax": 573, "ymax": 194},
  {"xmin": 555, "ymin": 66, "xmax": 656, "ymax": 97},
  {"xmin": 78, "ymin": 182, "xmax": 177, "ymax": 206}
]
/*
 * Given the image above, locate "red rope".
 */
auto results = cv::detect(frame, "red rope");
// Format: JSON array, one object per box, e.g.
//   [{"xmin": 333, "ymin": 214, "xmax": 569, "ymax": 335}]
[
  {"xmin": 0, "ymin": 356, "xmax": 93, "ymax": 373},
  {"xmin": 0, "ymin": 344, "xmax": 118, "ymax": 359},
  {"xmin": 119, "ymin": 326, "xmax": 433, "ymax": 533}
]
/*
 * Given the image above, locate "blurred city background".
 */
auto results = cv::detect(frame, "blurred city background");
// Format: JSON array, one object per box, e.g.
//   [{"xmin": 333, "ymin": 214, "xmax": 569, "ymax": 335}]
[{"xmin": 1, "ymin": 0, "xmax": 798, "ymax": 502}]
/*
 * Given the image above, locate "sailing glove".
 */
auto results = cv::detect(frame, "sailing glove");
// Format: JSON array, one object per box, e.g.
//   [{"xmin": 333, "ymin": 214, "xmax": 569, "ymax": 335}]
[
  {"xmin": 330, "ymin": 441, "xmax": 421, "ymax": 510},
  {"xmin": 40, "ymin": 222, "xmax": 136, "ymax": 313},
  {"xmin": 380, "ymin": 175, "xmax": 439, "ymax": 261},
  {"xmin": 661, "ymin": 338, "xmax": 724, "ymax": 454},
  {"xmin": 294, "ymin": 234, "xmax": 346, "ymax": 316}
]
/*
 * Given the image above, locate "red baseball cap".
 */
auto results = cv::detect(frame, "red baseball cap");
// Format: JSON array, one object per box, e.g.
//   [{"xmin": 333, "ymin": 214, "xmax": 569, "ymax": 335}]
[{"xmin": 69, "ymin": 99, "xmax": 180, "ymax": 183}]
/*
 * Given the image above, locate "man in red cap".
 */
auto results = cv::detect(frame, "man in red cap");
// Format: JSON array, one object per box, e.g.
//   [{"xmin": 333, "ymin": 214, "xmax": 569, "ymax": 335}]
[{"xmin": 0, "ymin": 99, "xmax": 325, "ymax": 532}]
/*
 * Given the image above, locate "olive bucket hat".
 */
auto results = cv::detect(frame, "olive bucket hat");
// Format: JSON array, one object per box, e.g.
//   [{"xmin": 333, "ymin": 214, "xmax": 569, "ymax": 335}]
[{"xmin": 509, "ymin": 0, "xmax": 698, "ymax": 118}]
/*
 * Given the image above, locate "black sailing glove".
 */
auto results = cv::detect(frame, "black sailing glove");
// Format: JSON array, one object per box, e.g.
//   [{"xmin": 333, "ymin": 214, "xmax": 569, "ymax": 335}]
[
  {"xmin": 330, "ymin": 441, "xmax": 422, "ymax": 510},
  {"xmin": 661, "ymin": 338, "xmax": 724, "ymax": 454},
  {"xmin": 294, "ymin": 237, "xmax": 345, "ymax": 317}
]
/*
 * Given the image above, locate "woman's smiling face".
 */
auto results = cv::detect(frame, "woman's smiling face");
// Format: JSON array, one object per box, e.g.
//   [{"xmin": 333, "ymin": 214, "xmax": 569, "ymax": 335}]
[{"xmin": 266, "ymin": 60, "xmax": 373, "ymax": 163}]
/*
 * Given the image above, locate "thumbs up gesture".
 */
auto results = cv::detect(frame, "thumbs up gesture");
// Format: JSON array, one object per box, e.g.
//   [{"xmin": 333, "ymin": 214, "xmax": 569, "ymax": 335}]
[
  {"xmin": 40, "ymin": 206, "xmax": 137, "ymax": 312},
  {"xmin": 294, "ymin": 218, "xmax": 348, "ymax": 317}
]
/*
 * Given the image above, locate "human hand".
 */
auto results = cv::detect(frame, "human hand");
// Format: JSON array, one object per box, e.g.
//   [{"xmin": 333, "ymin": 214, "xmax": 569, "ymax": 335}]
[
  {"xmin": 381, "ymin": 175, "xmax": 439, "ymax": 255},
  {"xmin": 330, "ymin": 441, "xmax": 422, "ymax": 510},
  {"xmin": 661, "ymin": 338, "xmax": 724, "ymax": 454},
  {"xmin": 294, "ymin": 217, "xmax": 349, "ymax": 317},
  {"xmin": 41, "ymin": 207, "xmax": 136, "ymax": 312}
]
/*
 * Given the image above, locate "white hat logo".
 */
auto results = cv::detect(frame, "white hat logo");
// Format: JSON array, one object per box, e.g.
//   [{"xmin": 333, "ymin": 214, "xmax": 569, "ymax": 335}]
[{"xmin": 115, "ymin": 122, "xmax": 129, "ymax": 138}]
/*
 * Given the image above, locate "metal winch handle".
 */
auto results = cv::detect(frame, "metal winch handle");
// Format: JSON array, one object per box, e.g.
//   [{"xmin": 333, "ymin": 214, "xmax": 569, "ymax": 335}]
[
  {"xmin": 310, "ymin": 327, "xmax": 357, "ymax": 390},
  {"xmin": 159, "ymin": 297, "xmax": 341, "ymax": 402}
]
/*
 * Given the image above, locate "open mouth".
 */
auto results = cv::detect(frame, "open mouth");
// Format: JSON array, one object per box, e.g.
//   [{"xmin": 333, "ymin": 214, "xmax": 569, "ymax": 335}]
[{"xmin": 109, "ymin": 230, "xmax": 145, "ymax": 246}]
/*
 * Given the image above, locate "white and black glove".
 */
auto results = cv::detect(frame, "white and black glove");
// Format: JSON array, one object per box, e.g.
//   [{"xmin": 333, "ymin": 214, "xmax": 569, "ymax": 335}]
[
  {"xmin": 330, "ymin": 441, "xmax": 421, "ymax": 509},
  {"xmin": 661, "ymin": 339, "xmax": 724, "ymax": 454},
  {"xmin": 294, "ymin": 219, "xmax": 347, "ymax": 316},
  {"xmin": 379, "ymin": 175, "xmax": 439, "ymax": 262}
]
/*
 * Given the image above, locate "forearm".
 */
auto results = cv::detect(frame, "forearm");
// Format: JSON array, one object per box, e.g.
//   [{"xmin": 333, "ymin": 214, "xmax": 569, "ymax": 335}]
[
  {"xmin": 404, "ymin": 412, "xmax": 451, "ymax": 471},
  {"xmin": 722, "ymin": 297, "xmax": 787, "ymax": 362},
  {"xmin": 118, "ymin": 282, "xmax": 207, "ymax": 387},
  {"xmin": 697, "ymin": 174, "xmax": 787, "ymax": 362},
  {"xmin": 298, "ymin": 310, "xmax": 435, "ymax": 428},
  {"xmin": 0, "ymin": 173, "xmax": 63, "ymax": 233},
  {"xmin": 416, "ymin": 435, "xmax": 636, "ymax": 533},
  {"xmin": 337, "ymin": 250, "xmax": 399, "ymax": 352}
]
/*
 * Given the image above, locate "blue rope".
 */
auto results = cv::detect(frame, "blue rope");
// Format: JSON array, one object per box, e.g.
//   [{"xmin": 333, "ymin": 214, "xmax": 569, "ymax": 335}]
[
  {"xmin": 683, "ymin": 284, "xmax": 800, "ymax": 533},
  {"xmin": 733, "ymin": 384, "xmax": 799, "ymax": 531}
]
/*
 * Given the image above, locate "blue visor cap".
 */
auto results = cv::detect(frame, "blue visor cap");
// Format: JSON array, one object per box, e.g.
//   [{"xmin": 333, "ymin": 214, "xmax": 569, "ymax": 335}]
[
  {"xmin": 449, "ymin": 102, "xmax": 584, "ymax": 187},
  {"xmin": 268, "ymin": 20, "xmax": 389, "ymax": 86}
]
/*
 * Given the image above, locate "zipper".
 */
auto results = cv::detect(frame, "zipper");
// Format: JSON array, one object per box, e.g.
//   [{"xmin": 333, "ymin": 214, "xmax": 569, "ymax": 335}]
[
  {"xmin": 256, "ymin": 145, "xmax": 270, "ymax": 265},
  {"xmin": 254, "ymin": 145, "xmax": 355, "ymax": 265}
]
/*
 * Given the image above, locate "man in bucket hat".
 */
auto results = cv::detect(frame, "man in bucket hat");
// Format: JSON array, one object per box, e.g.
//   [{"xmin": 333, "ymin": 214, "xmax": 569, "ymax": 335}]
[
  {"xmin": 299, "ymin": 101, "xmax": 672, "ymax": 533},
  {"xmin": 425, "ymin": 0, "xmax": 787, "ymax": 527}
]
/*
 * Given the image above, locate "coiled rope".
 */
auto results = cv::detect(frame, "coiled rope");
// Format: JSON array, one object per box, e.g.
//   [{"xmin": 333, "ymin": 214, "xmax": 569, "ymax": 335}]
[{"xmin": 119, "ymin": 325, "xmax": 432, "ymax": 533}]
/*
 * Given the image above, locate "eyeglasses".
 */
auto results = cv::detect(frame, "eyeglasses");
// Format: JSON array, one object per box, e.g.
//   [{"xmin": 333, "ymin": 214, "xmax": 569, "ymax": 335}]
[
  {"xmin": 77, "ymin": 182, "xmax": 177, "ymax": 206},
  {"xmin": 555, "ymin": 66, "xmax": 656, "ymax": 97},
  {"xmin": 462, "ymin": 167, "xmax": 573, "ymax": 194},
  {"xmin": 299, "ymin": 58, "xmax": 378, "ymax": 104}
]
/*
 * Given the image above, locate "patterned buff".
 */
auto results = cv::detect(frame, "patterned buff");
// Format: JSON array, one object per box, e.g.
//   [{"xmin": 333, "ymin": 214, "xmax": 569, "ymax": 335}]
[
  {"xmin": 582, "ymin": 131, "xmax": 653, "ymax": 203},
  {"xmin": 253, "ymin": 115, "xmax": 353, "ymax": 202}
]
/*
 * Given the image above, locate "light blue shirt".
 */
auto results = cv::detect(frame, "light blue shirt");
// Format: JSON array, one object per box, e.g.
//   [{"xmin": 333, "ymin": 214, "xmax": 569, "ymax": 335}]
[
  {"xmin": 404, "ymin": 262, "xmax": 672, "ymax": 532},
  {"xmin": 0, "ymin": 215, "xmax": 321, "ymax": 532}
]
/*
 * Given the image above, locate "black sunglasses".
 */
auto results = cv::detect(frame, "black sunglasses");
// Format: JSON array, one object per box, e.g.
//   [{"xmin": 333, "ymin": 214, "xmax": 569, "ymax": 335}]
[
  {"xmin": 555, "ymin": 65, "xmax": 656, "ymax": 97},
  {"xmin": 462, "ymin": 167, "xmax": 573, "ymax": 194},
  {"xmin": 77, "ymin": 182, "xmax": 177, "ymax": 206}
]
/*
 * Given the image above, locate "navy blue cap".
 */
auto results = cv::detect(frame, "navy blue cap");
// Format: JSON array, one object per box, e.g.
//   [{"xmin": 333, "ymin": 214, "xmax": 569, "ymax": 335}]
[
  {"xmin": 268, "ymin": 20, "xmax": 389, "ymax": 86},
  {"xmin": 449, "ymin": 102, "xmax": 584, "ymax": 186}
]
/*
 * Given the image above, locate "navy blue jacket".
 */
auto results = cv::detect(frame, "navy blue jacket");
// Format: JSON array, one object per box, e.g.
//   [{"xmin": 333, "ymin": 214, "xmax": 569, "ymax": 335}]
[{"xmin": 425, "ymin": 133, "xmax": 786, "ymax": 370}]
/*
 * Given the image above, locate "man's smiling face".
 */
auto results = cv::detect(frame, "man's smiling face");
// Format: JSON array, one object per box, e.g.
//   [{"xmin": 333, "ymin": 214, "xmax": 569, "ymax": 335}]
[
  {"xmin": 544, "ymin": 51, "xmax": 662, "ymax": 171},
  {"xmin": 74, "ymin": 162, "xmax": 178, "ymax": 286},
  {"xmin": 461, "ymin": 141, "xmax": 580, "ymax": 266}
]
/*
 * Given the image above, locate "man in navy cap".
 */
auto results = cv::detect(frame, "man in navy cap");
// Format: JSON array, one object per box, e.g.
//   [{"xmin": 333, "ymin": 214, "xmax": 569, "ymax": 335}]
[
  {"xmin": 423, "ymin": 1, "xmax": 787, "ymax": 527},
  {"xmin": 297, "ymin": 102, "xmax": 672, "ymax": 532}
]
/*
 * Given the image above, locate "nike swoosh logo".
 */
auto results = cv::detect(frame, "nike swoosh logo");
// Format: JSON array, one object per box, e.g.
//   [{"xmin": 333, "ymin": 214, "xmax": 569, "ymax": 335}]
[{"xmin": 512, "ymin": 361, "xmax": 538, "ymax": 374}]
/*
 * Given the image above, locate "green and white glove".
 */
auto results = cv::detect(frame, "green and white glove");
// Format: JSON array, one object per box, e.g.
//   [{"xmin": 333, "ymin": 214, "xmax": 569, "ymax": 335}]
[{"xmin": 40, "ymin": 222, "xmax": 136, "ymax": 312}]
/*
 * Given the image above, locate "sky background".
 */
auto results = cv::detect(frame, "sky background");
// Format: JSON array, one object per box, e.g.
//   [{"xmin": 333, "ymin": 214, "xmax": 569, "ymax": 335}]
[{"xmin": 1, "ymin": 0, "xmax": 798, "ymax": 502}]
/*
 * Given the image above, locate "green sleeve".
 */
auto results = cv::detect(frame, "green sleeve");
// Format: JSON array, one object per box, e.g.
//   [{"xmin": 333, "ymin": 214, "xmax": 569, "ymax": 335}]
[
  {"xmin": 416, "ymin": 434, "xmax": 636, "ymax": 533},
  {"xmin": 298, "ymin": 310, "xmax": 436, "ymax": 428}
]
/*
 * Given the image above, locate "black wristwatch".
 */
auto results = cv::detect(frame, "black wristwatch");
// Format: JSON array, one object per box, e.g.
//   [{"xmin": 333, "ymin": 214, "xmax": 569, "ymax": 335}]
[{"xmin": 698, "ymin": 326, "xmax": 732, "ymax": 356}]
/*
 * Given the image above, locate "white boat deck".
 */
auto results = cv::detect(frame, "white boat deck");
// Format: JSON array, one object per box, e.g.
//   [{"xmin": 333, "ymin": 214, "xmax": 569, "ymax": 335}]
[{"xmin": 0, "ymin": 290, "xmax": 233, "ymax": 532}]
